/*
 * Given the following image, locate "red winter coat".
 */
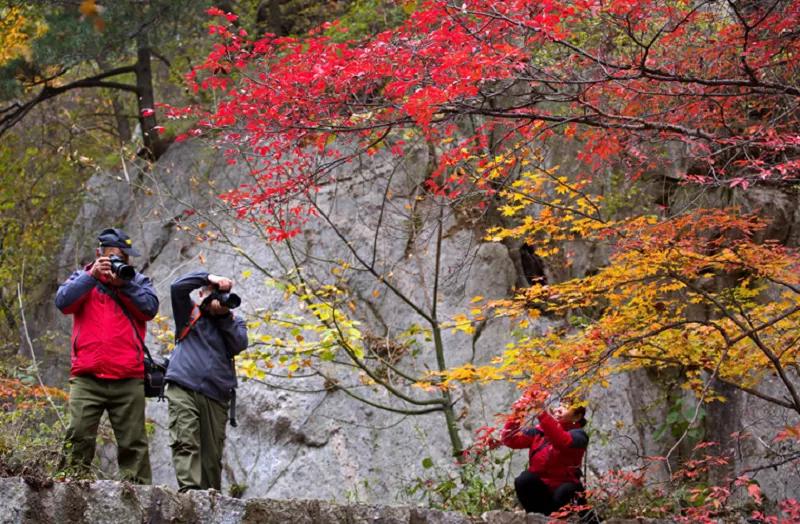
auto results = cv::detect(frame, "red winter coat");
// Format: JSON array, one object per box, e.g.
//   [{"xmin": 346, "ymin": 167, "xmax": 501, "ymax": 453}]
[
  {"xmin": 502, "ymin": 411, "xmax": 589, "ymax": 489},
  {"xmin": 55, "ymin": 265, "xmax": 159, "ymax": 380}
]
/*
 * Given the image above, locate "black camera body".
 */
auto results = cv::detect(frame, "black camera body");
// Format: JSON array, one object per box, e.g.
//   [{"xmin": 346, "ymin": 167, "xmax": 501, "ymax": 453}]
[
  {"xmin": 108, "ymin": 255, "xmax": 135, "ymax": 281},
  {"xmin": 201, "ymin": 288, "xmax": 242, "ymax": 309},
  {"xmin": 211, "ymin": 291, "xmax": 241, "ymax": 309}
]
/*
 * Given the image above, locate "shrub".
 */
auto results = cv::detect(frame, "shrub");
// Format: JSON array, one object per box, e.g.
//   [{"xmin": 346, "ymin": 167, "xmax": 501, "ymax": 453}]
[
  {"xmin": 404, "ymin": 450, "xmax": 517, "ymax": 515},
  {"xmin": 0, "ymin": 363, "xmax": 67, "ymax": 481}
]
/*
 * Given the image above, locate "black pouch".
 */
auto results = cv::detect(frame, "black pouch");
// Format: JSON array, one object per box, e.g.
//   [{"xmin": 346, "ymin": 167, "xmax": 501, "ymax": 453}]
[{"xmin": 144, "ymin": 356, "xmax": 168, "ymax": 400}]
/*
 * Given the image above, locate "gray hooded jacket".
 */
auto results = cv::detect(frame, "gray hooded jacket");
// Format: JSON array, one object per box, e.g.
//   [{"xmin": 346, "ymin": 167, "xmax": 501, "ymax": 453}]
[{"xmin": 165, "ymin": 271, "xmax": 248, "ymax": 403}]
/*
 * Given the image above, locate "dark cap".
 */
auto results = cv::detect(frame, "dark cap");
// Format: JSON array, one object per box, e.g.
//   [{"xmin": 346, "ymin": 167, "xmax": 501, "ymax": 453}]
[{"xmin": 97, "ymin": 228, "xmax": 141, "ymax": 257}]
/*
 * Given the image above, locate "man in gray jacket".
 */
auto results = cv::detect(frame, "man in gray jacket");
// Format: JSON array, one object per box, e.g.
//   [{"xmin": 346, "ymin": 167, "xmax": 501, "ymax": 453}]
[{"xmin": 165, "ymin": 271, "xmax": 248, "ymax": 491}]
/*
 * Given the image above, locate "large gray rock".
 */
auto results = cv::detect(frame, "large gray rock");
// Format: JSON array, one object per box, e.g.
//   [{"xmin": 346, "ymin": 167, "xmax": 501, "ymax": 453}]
[
  {"xmin": 0, "ymin": 478, "xmax": 688, "ymax": 523},
  {"xmin": 45, "ymin": 139, "xmax": 800, "ymax": 505},
  {"xmin": 0, "ymin": 478, "xmax": 479, "ymax": 524},
  {"xmin": 51, "ymin": 140, "xmax": 534, "ymax": 502}
]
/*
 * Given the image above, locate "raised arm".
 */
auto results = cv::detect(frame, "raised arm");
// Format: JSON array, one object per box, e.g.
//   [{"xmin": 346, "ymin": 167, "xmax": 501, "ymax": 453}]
[
  {"xmin": 537, "ymin": 411, "xmax": 589, "ymax": 450},
  {"xmin": 117, "ymin": 272, "xmax": 159, "ymax": 321},
  {"xmin": 55, "ymin": 270, "xmax": 96, "ymax": 314},
  {"xmin": 501, "ymin": 417, "xmax": 538, "ymax": 449},
  {"xmin": 170, "ymin": 271, "xmax": 211, "ymax": 336}
]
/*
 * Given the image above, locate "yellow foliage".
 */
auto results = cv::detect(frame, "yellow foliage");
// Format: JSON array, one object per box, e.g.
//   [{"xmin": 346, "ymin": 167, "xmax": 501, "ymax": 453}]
[
  {"xmin": 0, "ymin": 7, "xmax": 46, "ymax": 65},
  {"xmin": 445, "ymin": 167, "xmax": 800, "ymax": 415}
]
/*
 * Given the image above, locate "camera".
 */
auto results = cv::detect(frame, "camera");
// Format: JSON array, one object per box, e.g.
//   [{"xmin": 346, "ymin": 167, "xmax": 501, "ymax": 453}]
[
  {"xmin": 207, "ymin": 290, "xmax": 241, "ymax": 309},
  {"xmin": 108, "ymin": 255, "xmax": 135, "ymax": 281}
]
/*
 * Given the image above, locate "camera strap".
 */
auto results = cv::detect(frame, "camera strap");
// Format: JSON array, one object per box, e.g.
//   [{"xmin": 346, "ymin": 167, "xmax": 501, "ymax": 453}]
[
  {"xmin": 99, "ymin": 282, "xmax": 156, "ymax": 365},
  {"xmin": 229, "ymin": 387, "xmax": 237, "ymax": 427},
  {"xmin": 177, "ymin": 304, "xmax": 202, "ymax": 342},
  {"xmin": 103, "ymin": 285, "xmax": 168, "ymax": 401}
]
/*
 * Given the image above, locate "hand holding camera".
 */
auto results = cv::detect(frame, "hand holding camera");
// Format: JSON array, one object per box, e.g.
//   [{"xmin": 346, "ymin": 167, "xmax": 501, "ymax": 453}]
[
  {"xmin": 207, "ymin": 274, "xmax": 233, "ymax": 292},
  {"xmin": 203, "ymin": 274, "xmax": 241, "ymax": 315},
  {"xmin": 91, "ymin": 255, "xmax": 135, "ymax": 284},
  {"xmin": 109, "ymin": 255, "xmax": 135, "ymax": 280}
]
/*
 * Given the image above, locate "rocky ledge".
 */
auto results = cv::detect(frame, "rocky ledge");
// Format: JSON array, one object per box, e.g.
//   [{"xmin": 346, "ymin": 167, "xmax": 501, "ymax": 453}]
[{"xmin": 0, "ymin": 477, "xmax": 669, "ymax": 524}]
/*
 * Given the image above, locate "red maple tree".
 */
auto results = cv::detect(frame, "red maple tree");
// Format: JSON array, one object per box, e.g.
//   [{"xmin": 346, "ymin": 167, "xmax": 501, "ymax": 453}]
[{"xmin": 171, "ymin": 1, "xmax": 800, "ymax": 237}]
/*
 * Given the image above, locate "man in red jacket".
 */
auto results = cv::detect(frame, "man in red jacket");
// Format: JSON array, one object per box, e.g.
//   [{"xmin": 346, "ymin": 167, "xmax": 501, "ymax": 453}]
[
  {"xmin": 502, "ymin": 401, "xmax": 589, "ymax": 515},
  {"xmin": 55, "ymin": 228, "xmax": 159, "ymax": 483}
]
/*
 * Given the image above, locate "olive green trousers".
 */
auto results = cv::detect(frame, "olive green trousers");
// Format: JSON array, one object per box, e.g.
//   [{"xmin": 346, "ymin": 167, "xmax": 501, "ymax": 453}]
[
  {"xmin": 166, "ymin": 382, "xmax": 228, "ymax": 491},
  {"xmin": 64, "ymin": 375, "xmax": 152, "ymax": 484}
]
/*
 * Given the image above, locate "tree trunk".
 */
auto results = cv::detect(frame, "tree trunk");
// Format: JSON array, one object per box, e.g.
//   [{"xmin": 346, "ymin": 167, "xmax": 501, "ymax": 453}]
[
  {"xmin": 135, "ymin": 30, "xmax": 160, "ymax": 159},
  {"xmin": 0, "ymin": 288, "xmax": 19, "ymax": 352},
  {"xmin": 432, "ymin": 324, "xmax": 465, "ymax": 458},
  {"xmin": 257, "ymin": 0, "xmax": 288, "ymax": 36},
  {"xmin": 430, "ymin": 205, "xmax": 465, "ymax": 459}
]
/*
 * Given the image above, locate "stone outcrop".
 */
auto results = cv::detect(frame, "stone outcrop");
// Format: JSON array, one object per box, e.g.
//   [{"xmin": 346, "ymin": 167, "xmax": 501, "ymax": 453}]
[
  {"xmin": 0, "ymin": 478, "xmax": 557, "ymax": 524},
  {"xmin": 50, "ymin": 141, "xmax": 533, "ymax": 502},
  {"xmin": 0, "ymin": 478, "xmax": 681, "ymax": 524},
  {"xmin": 41, "ymin": 139, "xmax": 800, "ymax": 504}
]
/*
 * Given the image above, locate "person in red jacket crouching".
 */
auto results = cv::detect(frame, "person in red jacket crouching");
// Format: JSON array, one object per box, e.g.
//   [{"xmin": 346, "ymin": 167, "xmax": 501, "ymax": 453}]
[
  {"xmin": 502, "ymin": 401, "xmax": 589, "ymax": 515},
  {"xmin": 55, "ymin": 228, "xmax": 159, "ymax": 483}
]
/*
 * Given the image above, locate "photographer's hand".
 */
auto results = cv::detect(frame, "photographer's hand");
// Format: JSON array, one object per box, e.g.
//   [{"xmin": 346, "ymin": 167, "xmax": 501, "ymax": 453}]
[
  {"xmin": 207, "ymin": 299, "xmax": 231, "ymax": 317},
  {"xmin": 208, "ymin": 274, "xmax": 233, "ymax": 292},
  {"xmin": 91, "ymin": 257, "xmax": 113, "ymax": 282}
]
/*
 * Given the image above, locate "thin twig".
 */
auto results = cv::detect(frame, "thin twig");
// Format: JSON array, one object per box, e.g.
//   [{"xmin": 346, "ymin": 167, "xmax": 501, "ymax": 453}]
[{"xmin": 17, "ymin": 280, "xmax": 67, "ymax": 430}]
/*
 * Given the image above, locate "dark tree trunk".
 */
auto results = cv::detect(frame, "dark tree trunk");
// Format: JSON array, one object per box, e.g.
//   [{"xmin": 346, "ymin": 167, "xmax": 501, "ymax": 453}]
[
  {"xmin": 135, "ymin": 30, "xmax": 161, "ymax": 159},
  {"xmin": 111, "ymin": 93, "xmax": 133, "ymax": 145},
  {"xmin": 257, "ymin": 0, "xmax": 289, "ymax": 36},
  {"xmin": 0, "ymin": 288, "xmax": 19, "ymax": 346}
]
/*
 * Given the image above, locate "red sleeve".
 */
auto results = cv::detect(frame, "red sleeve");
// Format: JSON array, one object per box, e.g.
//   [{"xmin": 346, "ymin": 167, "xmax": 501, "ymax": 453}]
[
  {"xmin": 537, "ymin": 411, "xmax": 574, "ymax": 449},
  {"xmin": 501, "ymin": 418, "xmax": 535, "ymax": 449}
]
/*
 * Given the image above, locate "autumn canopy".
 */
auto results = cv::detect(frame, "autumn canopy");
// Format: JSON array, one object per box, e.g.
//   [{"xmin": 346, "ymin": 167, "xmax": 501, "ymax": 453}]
[{"xmin": 176, "ymin": 0, "xmax": 800, "ymax": 417}]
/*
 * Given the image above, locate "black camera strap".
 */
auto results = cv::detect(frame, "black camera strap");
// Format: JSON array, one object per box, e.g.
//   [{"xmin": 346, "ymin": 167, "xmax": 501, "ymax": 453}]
[
  {"xmin": 102, "ymin": 284, "xmax": 169, "ymax": 402},
  {"xmin": 98, "ymin": 282, "xmax": 155, "ymax": 364},
  {"xmin": 229, "ymin": 387, "xmax": 237, "ymax": 428}
]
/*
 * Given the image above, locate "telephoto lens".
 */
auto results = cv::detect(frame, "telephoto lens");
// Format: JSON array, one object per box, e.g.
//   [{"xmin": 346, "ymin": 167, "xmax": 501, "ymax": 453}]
[
  {"xmin": 108, "ymin": 255, "xmax": 135, "ymax": 281},
  {"xmin": 217, "ymin": 292, "xmax": 241, "ymax": 309}
]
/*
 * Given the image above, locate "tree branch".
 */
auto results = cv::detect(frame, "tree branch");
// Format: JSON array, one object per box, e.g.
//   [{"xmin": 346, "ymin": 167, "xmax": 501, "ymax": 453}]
[{"xmin": 0, "ymin": 65, "xmax": 137, "ymax": 138}]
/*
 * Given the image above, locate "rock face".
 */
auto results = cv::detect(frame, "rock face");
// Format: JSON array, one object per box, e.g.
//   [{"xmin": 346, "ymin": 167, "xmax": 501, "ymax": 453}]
[
  {"xmin": 45, "ymin": 140, "xmax": 800, "ymax": 504},
  {"xmin": 51, "ymin": 141, "xmax": 529, "ymax": 502}
]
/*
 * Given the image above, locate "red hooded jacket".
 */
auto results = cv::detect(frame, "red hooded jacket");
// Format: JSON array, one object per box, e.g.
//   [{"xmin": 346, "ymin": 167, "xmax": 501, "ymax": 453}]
[
  {"xmin": 55, "ymin": 265, "xmax": 159, "ymax": 380},
  {"xmin": 501, "ymin": 411, "xmax": 589, "ymax": 489}
]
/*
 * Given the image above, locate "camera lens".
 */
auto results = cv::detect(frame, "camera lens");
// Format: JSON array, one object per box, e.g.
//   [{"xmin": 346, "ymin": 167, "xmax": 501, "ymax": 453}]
[
  {"xmin": 117, "ymin": 265, "xmax": 135, "ymax": 280},
  {"xmin": 109, "ymin": 256, "xmax": 135, "ymax": 281},
  {"xmin": 219, "ymin": 292, "xmax": 241, "ymax": 309}
]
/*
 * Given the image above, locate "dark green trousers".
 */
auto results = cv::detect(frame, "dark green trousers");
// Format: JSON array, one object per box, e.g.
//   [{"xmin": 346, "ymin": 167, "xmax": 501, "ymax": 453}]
[
  {"xmin": 166, "ymin": 382, "xmax": 228, "ymax": 491},
  {"xmin": 64, "ymin": 375, "xmax": 152, "ymax": 484}
]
